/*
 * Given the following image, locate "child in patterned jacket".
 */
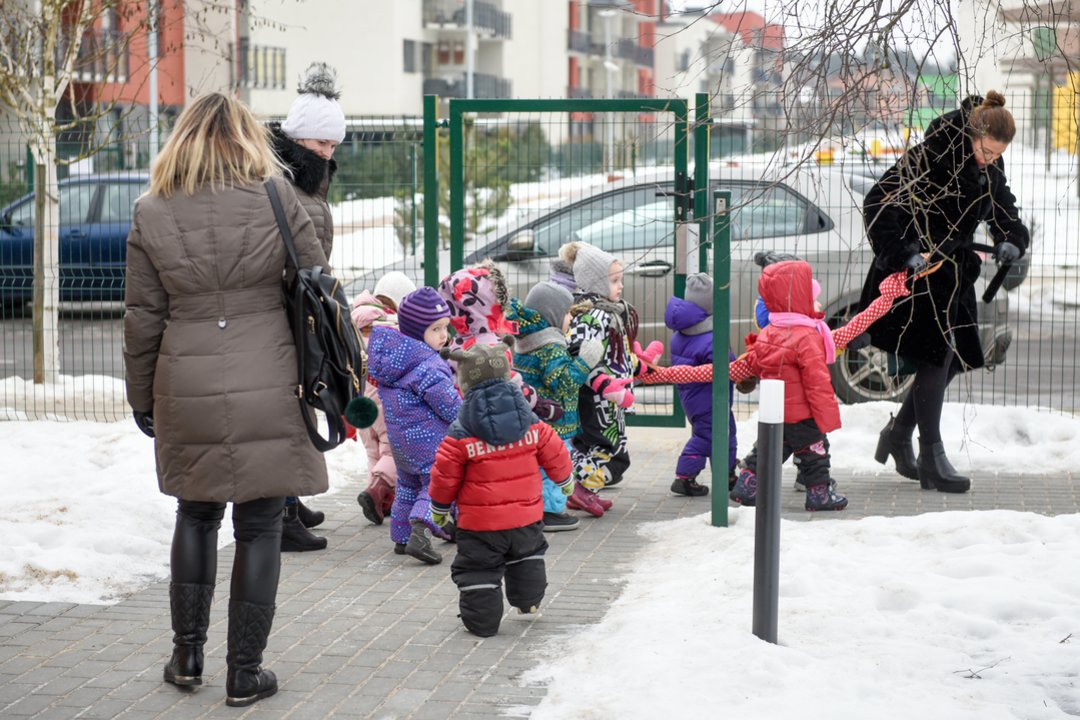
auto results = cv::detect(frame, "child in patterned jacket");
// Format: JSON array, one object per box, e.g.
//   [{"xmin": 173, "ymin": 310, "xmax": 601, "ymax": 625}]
[
  {"xmin": 367, "ymin": 287, "xmax": 462, "ymax": 565},
  {"xmin": 560, "ymin": 242, "xmax": 641, "ymax": 507},
  {"xmin": 508, "ymin": 281, "xmax": 608, "ymax": 520}
]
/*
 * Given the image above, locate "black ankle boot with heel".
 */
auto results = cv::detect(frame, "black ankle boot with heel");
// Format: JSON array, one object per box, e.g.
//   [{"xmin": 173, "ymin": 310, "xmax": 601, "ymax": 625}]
[
  {"xmin": 874, "ymin": 414, "xmax": 919, "ymax": 480},
  {"xmin": 917, "ymin": 439, "xmax": 971, "ymax": 493}
]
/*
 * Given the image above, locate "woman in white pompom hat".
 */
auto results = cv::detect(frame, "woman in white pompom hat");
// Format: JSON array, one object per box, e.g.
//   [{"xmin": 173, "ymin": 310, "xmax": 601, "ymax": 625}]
[{"xmin": 269, "ymin": 62, "xmax": 347, "ymax": 552}]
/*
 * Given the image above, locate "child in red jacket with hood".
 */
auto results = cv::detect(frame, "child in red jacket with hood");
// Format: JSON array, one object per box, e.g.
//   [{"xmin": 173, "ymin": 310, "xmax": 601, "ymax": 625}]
[
  {"xmin": 429, "ymin": 339, "xmax": 574, "ymax": 638},
  {"xmin": 729, "ymin": 260, "xmax": 848, "ymax": 512}
]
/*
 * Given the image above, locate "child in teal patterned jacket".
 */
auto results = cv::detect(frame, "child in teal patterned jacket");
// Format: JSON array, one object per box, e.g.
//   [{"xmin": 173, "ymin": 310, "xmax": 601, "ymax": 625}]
[{"xmin": 508, "ymin": 281, "xmax": 608, "ymax": 519}]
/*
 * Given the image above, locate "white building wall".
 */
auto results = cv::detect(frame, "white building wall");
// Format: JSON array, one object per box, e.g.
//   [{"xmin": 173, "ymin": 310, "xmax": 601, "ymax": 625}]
[
  {"xmin": 245, "ymin": 0, "xmax": 425, "ymax": 117},
  {"xmin": 502, "ymin": 0, "xmax": 568, "ymax": 99},
  {"xmin": 953, "ymin": 0, "xmax": 1035, "ymax": 135},
  {"xmin": 182, "ymin": 0, "xmax": 237, "ymax": 97}
]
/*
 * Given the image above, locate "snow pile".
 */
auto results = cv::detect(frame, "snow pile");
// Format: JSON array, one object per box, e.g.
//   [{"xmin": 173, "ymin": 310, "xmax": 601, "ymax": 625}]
[{"xmin": 525, "ymin": 508, "xmax": 1080, "ymax": 719}]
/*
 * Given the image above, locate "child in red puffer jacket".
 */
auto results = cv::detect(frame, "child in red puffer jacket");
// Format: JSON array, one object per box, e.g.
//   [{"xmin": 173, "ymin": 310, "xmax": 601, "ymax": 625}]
[{"xmin": 429, "ymin": 340, "xmax": 573, "ymax": 638}]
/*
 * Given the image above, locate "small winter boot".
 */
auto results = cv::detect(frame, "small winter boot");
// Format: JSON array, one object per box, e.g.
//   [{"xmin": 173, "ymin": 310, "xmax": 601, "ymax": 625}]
[
  {"xmin": 163, "ymin": 582, "xmax": 214, "ymax": 687},
  {"xmin": 281, "ymin": 502, "xmax": 327, "ymax": 552},
  {"xmin": 566, "ymin": 482, "xmax": 605, "ymax": 517},
  {"xmin": 917, "ymin": 439, "xmax": 971, "ymax": 493},
  {"xmin": 404, "ymin": 520, "xmax": 442, "ymax": 564},
  {"xmin": 225, "ymin": 600, "xmax": 277, "ymax": 707},
  {"xmin": 593, "ymin": 493, "xmax": 614, "ymax": 511},
  {"xmin": 295, "ymin": 499, "xmax": 324, "ymax": 528},
  {"xmin": 542, "ymin": 511, "xmax": 580, "ymax": 532},
  {"xmin": 671, "ymin": 475, "xmax": 709, "ymax": 497},
  {"xmin": 356, "ymin": 477, "xmax": 394, "ymax": 525},
  {"xmin": 729, "ymin": 468, "xmax": 758, "ymax": 507},
  {"xmin": 804, "ymin": 482, "xmax": 848, "ymax": 511},
  {"xmin": 874, "ymin": 414, "xmax": 919, "ymax": 480}
]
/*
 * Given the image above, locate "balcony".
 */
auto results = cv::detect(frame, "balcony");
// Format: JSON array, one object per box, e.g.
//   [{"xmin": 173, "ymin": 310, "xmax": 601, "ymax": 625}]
[
  {"xmin": 423, "ymin": 0, "xmax": 512, "ymax": 40},
  {"xmin": 423, "ymin": 73, "xmax": 512, "ymax": 99},
  {"xmin": 63, "ymin": 29, "xmax": 129, "ymax": 84},
  {"xmin": 616, "ymin": 38, "xmax": 654, "ymax": 67},
  {"xmin": 568, "ymin": 29, "xmax": 595, "ymax": 55},
  {"xmin": 568, "ymin": 86, "xmax": 593, "ymax": 99}
]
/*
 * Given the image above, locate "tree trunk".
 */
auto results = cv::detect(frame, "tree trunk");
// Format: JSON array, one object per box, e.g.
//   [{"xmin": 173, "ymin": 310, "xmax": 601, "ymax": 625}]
[{"xmin": 31, "ymin": 95, "xmax": 61, "ymax": 385}]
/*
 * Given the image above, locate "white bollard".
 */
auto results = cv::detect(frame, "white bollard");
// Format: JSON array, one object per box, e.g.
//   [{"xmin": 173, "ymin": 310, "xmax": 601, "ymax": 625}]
[{"xmin": 752, "ymin": 378, "xmax": 784, "ymax": 643}]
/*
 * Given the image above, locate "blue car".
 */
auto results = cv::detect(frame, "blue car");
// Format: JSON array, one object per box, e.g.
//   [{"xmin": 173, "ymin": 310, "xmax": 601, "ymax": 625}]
[{"xmin": 0, "ymin": 172, "xmax": 148, "ymax": 308}]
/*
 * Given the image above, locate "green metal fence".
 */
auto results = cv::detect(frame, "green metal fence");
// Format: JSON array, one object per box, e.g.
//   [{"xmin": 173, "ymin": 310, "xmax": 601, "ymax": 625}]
[
  {"xmin": 2, "ymin": 92, "xmax": 1080, "ymax": 421},
  {"xmin": 441, "ymin": 97, "xmax": 692, "ymax": 427}
]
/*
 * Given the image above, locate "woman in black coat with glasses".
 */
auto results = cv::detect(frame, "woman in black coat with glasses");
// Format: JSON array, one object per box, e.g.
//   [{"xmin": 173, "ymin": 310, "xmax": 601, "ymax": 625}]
[{"xmin": 861, "ymin": 91, "xmax": 1029, "ymax": 494}]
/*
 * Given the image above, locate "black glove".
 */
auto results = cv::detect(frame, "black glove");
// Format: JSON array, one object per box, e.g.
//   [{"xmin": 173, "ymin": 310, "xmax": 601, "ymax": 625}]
[
  {"xmin": 904, "ymin": 253, "xmax": 929, "ymax": 276},
  {"xmin": 133, "ymin": 410, "xmax": 155, "ymax": 438},
  {"xmin": 846, "ymin": 332, "xmax": 872, "ymax": 351},
  {"xmin": 533, "ymin": 397, "xmax": 565, "ymax": 423},
  {"xmin": 994, "ymin": 241, "xmax": 1020, "ymax": 266}
]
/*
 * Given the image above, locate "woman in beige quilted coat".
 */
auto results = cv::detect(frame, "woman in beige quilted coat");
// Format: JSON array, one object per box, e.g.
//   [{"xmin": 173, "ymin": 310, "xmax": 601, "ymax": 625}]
[{"xmin": 123, "ymin": 92, "xmax": 328, "ymax": 708}]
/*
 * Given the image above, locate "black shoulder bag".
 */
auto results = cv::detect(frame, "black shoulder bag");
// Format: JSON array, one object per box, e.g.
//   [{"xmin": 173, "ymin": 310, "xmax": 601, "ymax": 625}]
[{"xmin": 265, "ymin": 179, "xmax": 368, "ymax": 451}]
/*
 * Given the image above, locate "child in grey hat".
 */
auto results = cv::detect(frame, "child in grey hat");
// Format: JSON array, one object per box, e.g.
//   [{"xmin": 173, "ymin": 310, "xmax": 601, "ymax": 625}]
[
  {"xmin": 430, "ymin": 340, "xmax": 574, "ymax": 637},
  {"xmin": 559, "ymin": 242, "xmax": 640, "ymax": 507}
]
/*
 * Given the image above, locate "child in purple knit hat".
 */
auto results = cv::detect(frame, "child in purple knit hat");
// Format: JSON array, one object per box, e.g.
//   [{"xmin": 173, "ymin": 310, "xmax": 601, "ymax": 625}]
[{"xmin": 367, "ymin": 287, "xmax": 463, "ymax": 564}]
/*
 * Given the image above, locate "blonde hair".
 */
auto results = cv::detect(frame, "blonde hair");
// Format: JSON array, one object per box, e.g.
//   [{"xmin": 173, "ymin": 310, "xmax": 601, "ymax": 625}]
[{"xmin": 150, "ymin": 92, "xmax": 282, "ymax": 197}]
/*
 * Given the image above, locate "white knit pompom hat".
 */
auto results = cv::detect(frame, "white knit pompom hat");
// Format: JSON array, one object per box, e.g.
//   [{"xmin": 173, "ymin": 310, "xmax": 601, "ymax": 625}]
[{"xmin": 281, "ymin": 62, "xmax": 346, "ymax": 143}]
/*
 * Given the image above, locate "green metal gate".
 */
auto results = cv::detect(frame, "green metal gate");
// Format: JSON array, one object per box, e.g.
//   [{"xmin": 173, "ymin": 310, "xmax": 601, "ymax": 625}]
[{"xmin": 427, "ymin": 96, "xmax": 700, "ymax": 427}]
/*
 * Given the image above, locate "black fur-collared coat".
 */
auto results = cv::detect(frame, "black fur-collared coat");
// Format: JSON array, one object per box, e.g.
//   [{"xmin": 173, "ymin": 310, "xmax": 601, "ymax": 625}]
[
  {"xmin": 270, "ymin": 124, "xmax": 338, "ymax": 262},
  {"xmin": 860, "ymin": 98, "xmax": 1029, "ymax": 370}
]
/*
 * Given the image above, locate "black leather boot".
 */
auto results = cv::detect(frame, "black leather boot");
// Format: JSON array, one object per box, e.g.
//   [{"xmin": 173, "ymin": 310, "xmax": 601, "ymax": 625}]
[
  {"xmin": 225, "ymin": 600, "xmax": 278, "ymax": 707},
  {"xmin": 281, "ymin": 503, "xmax": 327, "ymax": 552},
  {"xmin": 874, "ymin": 414, "xmax": 919, "ymax": 480},
  {"xmin": 163, "ymin": 582, "xmax": 214, "ymax": 687},
  {"xmin": 295, "ymin": 499, "xmax": 324, "ymax": 529},
  {"xmin": 917, "ymin": 439, "xmax": 971, "ymax": 493}
]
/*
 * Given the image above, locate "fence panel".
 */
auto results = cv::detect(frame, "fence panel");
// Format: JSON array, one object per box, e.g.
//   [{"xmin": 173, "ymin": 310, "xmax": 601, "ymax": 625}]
[{"xmin": 2, "ymin": 89, "xmax": 1079, "ymax": 421}]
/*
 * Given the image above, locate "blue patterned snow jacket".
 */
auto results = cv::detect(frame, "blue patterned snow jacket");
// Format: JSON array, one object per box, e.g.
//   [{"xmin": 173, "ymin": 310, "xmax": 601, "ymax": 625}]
[{"xmin": 367, "ymin": 326, "xmax": 462, "ymax": 477}]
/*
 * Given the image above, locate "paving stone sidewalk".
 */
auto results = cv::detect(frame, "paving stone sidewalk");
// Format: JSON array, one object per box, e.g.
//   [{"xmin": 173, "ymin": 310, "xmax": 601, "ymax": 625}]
[{"xmin": 1, "ymin": 427, "xmax": 1076, "ymax": 719}]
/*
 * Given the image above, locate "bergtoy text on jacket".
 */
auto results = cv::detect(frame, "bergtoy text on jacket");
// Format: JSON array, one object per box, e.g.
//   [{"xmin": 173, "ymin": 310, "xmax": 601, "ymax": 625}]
[
  {"xmin": 749, "ymin": 261, "xmax": 841, "ymax": 434},
  {"xmin": 367, "ymin": 325, "xmax": 462, "ymax": 476},
  {"xmin": 430, "ymin": 379, "xmax": 572, "ymax": 533}
]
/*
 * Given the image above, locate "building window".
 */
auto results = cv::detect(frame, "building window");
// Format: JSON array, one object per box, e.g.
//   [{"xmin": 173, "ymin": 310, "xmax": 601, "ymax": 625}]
[
  {"xmin": 235, "ymin": 41, "xmax": 287, "ymax": 90},
  {"xmin": 404, "ymin": 39, "xmax": 417, "ymax": 73}
]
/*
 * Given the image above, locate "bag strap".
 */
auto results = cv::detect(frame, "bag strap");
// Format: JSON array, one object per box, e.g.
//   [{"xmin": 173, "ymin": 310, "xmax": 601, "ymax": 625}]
[
  {"xmin": 265, "ymin": 179, "xmax": 302, "ymax": 271},
  {"xmin": 266, "ymin": 179, "xmax": 329, "ymax": 448}
]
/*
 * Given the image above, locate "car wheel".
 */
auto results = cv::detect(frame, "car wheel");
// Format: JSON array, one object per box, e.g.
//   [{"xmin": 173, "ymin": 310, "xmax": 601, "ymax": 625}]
[{"xmin": 827, "ymin": 306, "xmax": 914, "ymax": 404}]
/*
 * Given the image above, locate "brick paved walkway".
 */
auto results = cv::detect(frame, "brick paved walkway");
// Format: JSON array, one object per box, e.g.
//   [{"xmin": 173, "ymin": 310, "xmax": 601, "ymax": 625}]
[{"xmin": 1, "ymin": 427, "xmax": 1076, "ymax": 719}]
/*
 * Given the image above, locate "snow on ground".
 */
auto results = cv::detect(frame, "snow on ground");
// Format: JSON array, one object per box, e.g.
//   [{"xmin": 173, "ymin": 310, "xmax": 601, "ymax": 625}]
[
  {"xmin": 524, "ymin": 508, "xmax": 1080, "ymax": 719},
  {"xmin": 2, "ymin": 401, "xmax": 1078, "ymax": 607}
]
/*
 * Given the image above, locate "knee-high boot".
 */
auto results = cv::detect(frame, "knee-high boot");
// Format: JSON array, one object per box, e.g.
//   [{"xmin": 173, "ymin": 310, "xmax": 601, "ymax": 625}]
[
  {"xmin": 225, "ymin": 600, "xmax": 277, "ymax": 706},
  {"xmin": 163, "ymin": 583, "xmax": 214, "ymax": 686}
]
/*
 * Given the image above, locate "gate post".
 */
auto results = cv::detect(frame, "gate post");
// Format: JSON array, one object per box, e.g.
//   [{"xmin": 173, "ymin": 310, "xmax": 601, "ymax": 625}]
[
  {"xmin": 711, "ymin": 189, "xmax": 731, "ymax": 528},
  {"xmin": 423, "ymin": 95, "xmax": 440, "ymax": 287},
  {"xmin": 694, "ymin": 93, "xmax": 711, "ymax": 273}
]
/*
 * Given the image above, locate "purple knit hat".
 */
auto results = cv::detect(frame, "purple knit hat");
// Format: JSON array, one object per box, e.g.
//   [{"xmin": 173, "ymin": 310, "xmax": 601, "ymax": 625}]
[{"xmin": 397, "ymin": 287, "xmax": 450, "ymax": 341}]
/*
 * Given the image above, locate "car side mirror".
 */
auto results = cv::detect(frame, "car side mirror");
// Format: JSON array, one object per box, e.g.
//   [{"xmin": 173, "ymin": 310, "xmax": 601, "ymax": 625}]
[{"xmin": 503, "ymin": 230, "xmax": 536, "ymax": 260}]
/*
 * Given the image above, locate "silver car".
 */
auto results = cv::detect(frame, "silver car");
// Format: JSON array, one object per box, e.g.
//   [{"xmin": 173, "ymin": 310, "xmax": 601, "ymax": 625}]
[{"xmin": 348, "ymin": 161, "xmax": 1017, "ymax": 404}]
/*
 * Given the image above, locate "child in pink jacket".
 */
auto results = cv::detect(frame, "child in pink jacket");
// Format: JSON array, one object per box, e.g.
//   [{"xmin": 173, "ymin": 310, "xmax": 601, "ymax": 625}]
[{"xmin": 351, "ymin": 290, "xmax": 400, "ymax": 525}]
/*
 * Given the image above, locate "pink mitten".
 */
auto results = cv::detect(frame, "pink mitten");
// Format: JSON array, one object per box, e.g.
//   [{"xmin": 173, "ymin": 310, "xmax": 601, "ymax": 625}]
[
  {"xmin": 591, "ymin": 374, "xmax": 635, "ymax": 408},
  {"xmin": 633, "ymin": 340, "xmax": 664, "ymax": 366}
]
